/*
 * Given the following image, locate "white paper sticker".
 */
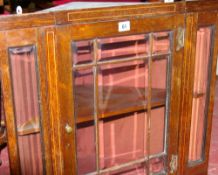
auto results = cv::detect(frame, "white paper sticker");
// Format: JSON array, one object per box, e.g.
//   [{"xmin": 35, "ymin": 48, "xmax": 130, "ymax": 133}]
[
  {"xmin": 164, "ymin": 0, "xmax": 174, "ymax": 3},
  {"xmin": 118, "ymin": 21, "xmax": 130, "ymax": 32},
  {"xmin": 16, "ymin": 6, "xmax": 23, "ymax": 15}
]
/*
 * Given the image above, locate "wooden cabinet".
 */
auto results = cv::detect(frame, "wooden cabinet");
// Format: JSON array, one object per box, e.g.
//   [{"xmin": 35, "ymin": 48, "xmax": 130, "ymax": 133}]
[
  {"xmin": 179, "ymin": 2, "xmax": 218, "ymax": 175},
  {"xmin": 0, "ymin": 1, "xmax": 217, "ymax": 175}
]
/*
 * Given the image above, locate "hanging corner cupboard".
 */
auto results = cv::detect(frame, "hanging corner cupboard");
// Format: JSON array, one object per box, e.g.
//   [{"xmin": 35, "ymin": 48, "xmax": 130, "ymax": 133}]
[{"xmin": 0, "ymin": 1, "xmax": 217, "ymax": 175}]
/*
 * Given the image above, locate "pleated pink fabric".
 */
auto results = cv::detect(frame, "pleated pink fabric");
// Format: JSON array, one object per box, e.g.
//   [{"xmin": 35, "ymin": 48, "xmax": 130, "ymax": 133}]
[
  {"xmin": 9, "ymin": 47, "xmax": 43, "ymax": 175},
  {"xmin": 75, "ymin": 33, "xmax": 169, "ymax": 174},
  {"xmin": 189, "ymin": 27, "xmax": 211, "ymax": 162}
]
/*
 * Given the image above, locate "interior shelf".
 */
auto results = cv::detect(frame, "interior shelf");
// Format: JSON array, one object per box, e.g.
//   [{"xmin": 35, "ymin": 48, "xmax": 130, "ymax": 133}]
[
  {"xmin": 15, "ymin": 86, "xmax": 166, "ymax": 135},
  {"xmin": 76, "ymin": 85, "xmax": 166, "ymax": 123}
]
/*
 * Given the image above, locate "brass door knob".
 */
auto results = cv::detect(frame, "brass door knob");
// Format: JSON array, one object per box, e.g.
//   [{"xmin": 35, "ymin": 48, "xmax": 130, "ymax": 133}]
[{"xmin": 65, "ymin": 124, "xmax": 73, "ymax": 134}]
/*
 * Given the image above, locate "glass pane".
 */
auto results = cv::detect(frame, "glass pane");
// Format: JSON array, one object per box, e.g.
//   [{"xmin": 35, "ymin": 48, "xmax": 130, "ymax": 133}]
[
  {"xmin": 150, "ymin": 57, "xmax": 168, "ymax": 156},
  {"xmin": 98, "ymin": 61, "xmax": 148, "ymax": 170},
  {"xmin": 73, "ymin": 32, "xmax": 173, "ymax": 174},
  {"xmin": 152, "ymin": 32, "xmax": 171, "ymax": 55},
  {"xmin": 74, "ymin": 69, "xmax": 96, "ymax": 174},
  {"xmin": 189, "ymin": 27, "xmax": 213, "ymax": 163},
  {"xmin": 72, "ymin": 40, "xmax": 93, "ymax": 65},
  {"xmin": 9, "ymin": 46, "xmax": 43, "ymax": 175},
  {"xmin": 99, "ymin": 34, "xmax": 149, "ymax": 62}
]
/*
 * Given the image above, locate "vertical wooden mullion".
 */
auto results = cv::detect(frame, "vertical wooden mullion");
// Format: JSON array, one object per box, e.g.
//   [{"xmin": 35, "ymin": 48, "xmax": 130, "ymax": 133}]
[
  {"xmin": 166, "ymin": 14, "xmax": 185, "ymax": 175},
  {"xmin": 178, "ymin": 13, "xmax": 195, "ymax": 175},
  {"xmin": 93, "ymin": 39, "xmax": 100, "ymax": 174},
  {"xmin": 55, "ymin": 25, "xmax": 77, "ymax": 175},
  {"xmin": 46, "ymin": 28, "xmax": 62, "ymax": 175},
  {"xmin": 143, "ymin": 34, "xmax": 148, "ymax": 174},
  {"xmin": 147, "ymin": 33, "xmax": 153, "ymax": 175},
  {"xmin": 37, "ymin": 27, "xmax": 53, "ymax": 175}
]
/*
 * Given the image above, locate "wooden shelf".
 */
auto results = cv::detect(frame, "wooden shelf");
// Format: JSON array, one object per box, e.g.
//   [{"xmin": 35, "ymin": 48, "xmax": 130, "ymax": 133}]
[
  {"xmin": 14, "ymin": 86, "xmax": 166, "ymax": 135},
  {"xmin": 76, "ymin": 85, "xmax": 166, "ymax": 123}
]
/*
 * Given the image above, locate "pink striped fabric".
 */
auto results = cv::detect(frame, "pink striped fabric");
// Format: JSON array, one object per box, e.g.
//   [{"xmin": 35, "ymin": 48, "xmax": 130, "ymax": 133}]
[
  {"xmin": 189, "ymin": 27, "xmax": 212, "ymax": 162},
  {"xmin": 9, "ymin": 47, "xmax": 43, "ymax": 175},
  {"xmin": 75, "ymin": 33, "xmax": 169, "ymax": 174}
]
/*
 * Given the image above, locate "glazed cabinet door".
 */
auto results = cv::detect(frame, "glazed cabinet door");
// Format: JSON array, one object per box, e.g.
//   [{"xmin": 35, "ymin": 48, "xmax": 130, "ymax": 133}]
[
  {"xmin": 0, "ymin": 28, "xmax": 53, "ymax": 175},
  {"xmin": 179, "ymin": 12, "xmax": 218, "ymax": 175},
  {"xmin": 55, "ymin": 14, "xmax": 185, "ymax": 175}
]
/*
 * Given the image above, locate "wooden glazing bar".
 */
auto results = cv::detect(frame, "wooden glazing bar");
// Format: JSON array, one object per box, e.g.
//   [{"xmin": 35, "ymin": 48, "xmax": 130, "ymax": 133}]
[
  {"xmin": 99, "ymin": 53, "xmax": 169, "ymax": 66},
  {"xmin": 73, "ymin": 54, "xmax": 148, "ymax": 70},
  {"xmin": 73, "ymin": 53, "xmax": 170, "ymax": 70},
  {"xmin": 87, "ymin": 152, "xmax": 166, "ymax": 175},
  {"xmin": 143, "ymin": 65, "xmax": 148, "ymax": 174},
  {"xmin": 147, "ymin": 33, "xmax": 154, "ymax": 175},
  {"xmin": 164, "ymin": 32, "xmax": 173, "ymax": 154},
  {"xmin": 93, "ymin": 39, "xmax": 100, "ymax": 173},
  {"xmin": 143, "ymin": 33, "xmax": 150, "ymax": 175}
]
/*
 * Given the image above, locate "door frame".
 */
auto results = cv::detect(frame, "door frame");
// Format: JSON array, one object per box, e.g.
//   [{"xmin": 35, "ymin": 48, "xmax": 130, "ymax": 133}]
[
  {"xmin": 56, "ymin": 13, "xmax": 185, "ymax": 175},
  {"xmin": 179, "ymin": 11, "xmax": 218, "ymax": 175},
  {"xmin": 0, "ymin": 27, "xmax": 53, "ymax": 175}
]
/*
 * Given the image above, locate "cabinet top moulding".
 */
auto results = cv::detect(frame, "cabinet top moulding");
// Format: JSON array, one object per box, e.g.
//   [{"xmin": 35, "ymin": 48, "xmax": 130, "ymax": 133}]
[
  {"xmin": 0, "ymin": 1, "xmax": 217, "ymax": 31},
  {"xmin": 0, "ymin": 1, "xmax": 184, "ymax": 31}
]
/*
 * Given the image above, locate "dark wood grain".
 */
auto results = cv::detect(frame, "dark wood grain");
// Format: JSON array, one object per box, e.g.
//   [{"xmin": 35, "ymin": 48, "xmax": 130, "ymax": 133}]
[
  {"xmin": 0, "ymin": 13, "xmax": 54, "ymax": 31},
  {"xmin": 55, "ymin": 2, "xmax": 185, "ymax": 24},
  {"xmin": 71, "ymin": 15, "xmax": 181, "ymax": 41},
  {"xmin": 56, "ymin": 25, "xmax": 77, "ymax": 175},
  {"xmin": 0, "ymin": 1, "xmax": 217, "ymax": 175},
  {"xmin": 37, "ymin": 27, "xmax": 54, "ymax": 175},
  {"xmin": 178, "ymin": 13, "xmax": 198, "ymax": 175},
  {"xmin": 0, "ymin": 30, "xmax": 22, "ymax": 175},
  {"xmin": 186, "ymin": 0, "xmax": 218, "ymax": 13},
  {"xmin": 179, "ymin": 10, "xmax": 218, "ymax": 175}
]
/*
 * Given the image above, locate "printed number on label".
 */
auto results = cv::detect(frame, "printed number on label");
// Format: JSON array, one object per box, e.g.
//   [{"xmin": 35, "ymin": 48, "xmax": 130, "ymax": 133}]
[
  {"xmin": 164, "ymin": 0, "xmax": 174, "ymax": 3},
  {"xmin": 118, "ymin": 21, "xmax": 130, "ymax": 32}
]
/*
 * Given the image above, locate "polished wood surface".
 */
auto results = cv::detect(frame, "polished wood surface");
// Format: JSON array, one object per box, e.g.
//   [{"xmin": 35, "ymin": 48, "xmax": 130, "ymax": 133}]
[
  {"xmin": 0, "ymin": 1, "xmax": 217, "ymax": 175},
  {"xmin": 179, "ymin": 10, "xmax": 218, "ymax": 175}
]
